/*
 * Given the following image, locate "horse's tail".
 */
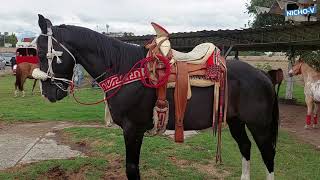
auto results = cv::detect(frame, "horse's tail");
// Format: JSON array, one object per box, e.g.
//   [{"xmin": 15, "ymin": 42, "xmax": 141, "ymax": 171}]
[
  {"xmin": 276, "ymin": 81, "xmax": 282, "ymax": 98},
  {"xmin": 276, "ymin": 69, "xmax": 284, "ymax": 98},
  {"xmin": 271, "ymin": 91, "xmax": 279, "ymax": 149},
  {"xmin": 15, "ymin": 65, "xmax": 23, "ymax": 91}
]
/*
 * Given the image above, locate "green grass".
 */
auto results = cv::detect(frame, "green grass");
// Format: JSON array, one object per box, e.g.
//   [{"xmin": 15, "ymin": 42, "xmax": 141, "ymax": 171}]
[
  {"xmin": 0, "ymin": 74, "xmax": 306, "ymax": 122},
  {"xmin": 1, "ymin": 127, "xmax": 319, "ymax": 180},
  {"xmin": 0, "ymin": 75, "xmax": 105, "ymax": 123},
  {"xmin": 278, "ymin": 81, "xmax": 305, "ymax": 105}
]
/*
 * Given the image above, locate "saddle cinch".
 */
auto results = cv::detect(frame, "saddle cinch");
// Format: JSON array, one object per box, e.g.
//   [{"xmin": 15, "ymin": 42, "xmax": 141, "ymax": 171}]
[{"xmin": 146, "ymin": 23, "xmax": 227, "ymax": 145}]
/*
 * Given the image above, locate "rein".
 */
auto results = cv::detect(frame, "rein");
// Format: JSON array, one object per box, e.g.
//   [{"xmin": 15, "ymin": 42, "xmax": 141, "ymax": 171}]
[
  {"xmin": 36, "ymin": 28, "xmax": 171, "ymax": 105},
  {"xmin": 72, "ymin": 55, "xmax": 171, "ymax": 105}
]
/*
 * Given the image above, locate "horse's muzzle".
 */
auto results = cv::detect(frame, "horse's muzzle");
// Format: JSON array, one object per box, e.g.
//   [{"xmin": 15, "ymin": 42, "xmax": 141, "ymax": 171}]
[
  {"xmin": 31, "ymin": 68, "xmax": 49, "ymax": 80},
  {"xmin": 288, "ymin": 69, "xmax": 293, "ymax": 77}
]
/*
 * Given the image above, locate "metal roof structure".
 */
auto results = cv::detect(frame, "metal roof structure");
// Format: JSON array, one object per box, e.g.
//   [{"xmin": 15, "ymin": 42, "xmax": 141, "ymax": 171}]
[{"xmin": 118, "ymin": 21, "xmax": 320, "ymax": 52}]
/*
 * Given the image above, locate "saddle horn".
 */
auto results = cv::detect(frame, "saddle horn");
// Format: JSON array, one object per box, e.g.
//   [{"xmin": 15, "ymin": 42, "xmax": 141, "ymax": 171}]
[{"xmin": 151, "ymin": 22, "xmax": 169, "ymax": 37}]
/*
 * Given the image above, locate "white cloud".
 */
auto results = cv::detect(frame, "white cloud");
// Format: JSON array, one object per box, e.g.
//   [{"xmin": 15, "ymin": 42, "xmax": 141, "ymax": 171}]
[{"xmin": 0, "ymin": 0, "xmax": 251, "ymax": 36}]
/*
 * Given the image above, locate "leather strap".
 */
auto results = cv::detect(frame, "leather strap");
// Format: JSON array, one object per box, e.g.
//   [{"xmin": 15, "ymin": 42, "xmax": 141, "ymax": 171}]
[{"xmin": 174, "ymin": 62, "xmax": 189, "ymax": 142}]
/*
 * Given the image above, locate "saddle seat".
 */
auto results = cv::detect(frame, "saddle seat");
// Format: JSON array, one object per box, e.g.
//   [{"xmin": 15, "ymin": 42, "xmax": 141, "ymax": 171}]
[{"xmin": 171, "ymin": 43, "xmax": 215, "ymax": 64}]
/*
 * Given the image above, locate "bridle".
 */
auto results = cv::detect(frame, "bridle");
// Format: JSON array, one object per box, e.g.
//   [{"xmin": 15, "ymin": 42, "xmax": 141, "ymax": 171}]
[
  {"xmin": 33, "ymin": 26, "xmax": 77, "ymax": 92},
  {"xmin": 32, "ymin": 26, "xmax": 171, "ymax": 105}
]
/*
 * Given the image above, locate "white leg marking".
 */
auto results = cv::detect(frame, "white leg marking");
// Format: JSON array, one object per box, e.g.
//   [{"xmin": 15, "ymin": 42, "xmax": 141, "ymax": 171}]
[
  {"xmin": 241, "ymin": 157, "xmax": 250, "ymax": 180},
  {"xmin": 22, "ymin": 91, "xmax": 25, "ymax": 97},
  {"xmin": 14, "ymin": 90, "xmax": 19, "ymax": 97},
  {"xmin": 266, "ymin": 168, "xmax": 274, "ymax": 180}
]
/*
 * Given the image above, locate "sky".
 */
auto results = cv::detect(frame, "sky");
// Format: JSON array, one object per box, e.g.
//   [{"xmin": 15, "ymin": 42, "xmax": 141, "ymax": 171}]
[{"xmin": 0, "ymin": 0, "xmax": 252, "ymax": 39}]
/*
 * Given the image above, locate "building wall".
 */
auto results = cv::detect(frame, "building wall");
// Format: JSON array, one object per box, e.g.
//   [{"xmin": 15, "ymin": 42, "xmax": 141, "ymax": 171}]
[{"xmin": 0, "ymin": 47, "xmax": 16, "ymax": 53}]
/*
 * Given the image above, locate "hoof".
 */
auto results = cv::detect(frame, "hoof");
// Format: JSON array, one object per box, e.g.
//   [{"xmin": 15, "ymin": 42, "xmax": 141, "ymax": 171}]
[
  {"xmin": 304, "ymin": 125, "xmax": 311, "ymax": 129},
  {"xmin": 312, "ymin": 124, "xmax": 318, "ymax": 129}
]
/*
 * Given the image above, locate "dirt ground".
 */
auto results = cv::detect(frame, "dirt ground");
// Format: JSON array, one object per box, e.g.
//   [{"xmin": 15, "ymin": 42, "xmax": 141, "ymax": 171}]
[
  {"xmin": 1, "ymin": 103, "xmax": 320, "ymax": 179},
  {"xmin": 280, "ymin": 104, "xmax": 320, "ymax": 149}
]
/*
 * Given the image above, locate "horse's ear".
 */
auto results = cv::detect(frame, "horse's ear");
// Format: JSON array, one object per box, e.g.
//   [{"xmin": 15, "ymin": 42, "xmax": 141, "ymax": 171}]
[
  {"xmin": 151, "ymin": 22, "xmax": 169, "ymax": 37},
  {"xmin": 38, "ymin": 14, "xmax": 53, "ymax": 34},
  {"xmin": 38, "ymin": 14, "xmax": 47, "ymax": 34}
]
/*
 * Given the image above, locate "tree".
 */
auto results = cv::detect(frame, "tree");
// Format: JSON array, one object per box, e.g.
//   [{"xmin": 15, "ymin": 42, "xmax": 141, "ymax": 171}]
[
  {"xmin": 6, "ymin": 33, "xmax": 18, "ymax": 47},
  {"xmin": 247, "ymin": 0, "xmax": 320, "ymax": 71},
  {"xmin": 0, "ymin": 33, "xmax": 18, "ymax": 47},
  {"xmin": 299, "ymin": 50, "xmax": 320, "ymax": 71},
  {"xmin": 246, "ymin": 0, "xmax": 285, "ymax": 28}
]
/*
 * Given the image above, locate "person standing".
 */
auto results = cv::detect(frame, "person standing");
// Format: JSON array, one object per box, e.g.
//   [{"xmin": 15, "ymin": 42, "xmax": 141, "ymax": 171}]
[
  {"xmin": 10, "ymin": 56, "xmax": 16, "ymax": 69},
  {"xmin": 74, "ymin": 64, "xmax": 84, "ymax": 87}
]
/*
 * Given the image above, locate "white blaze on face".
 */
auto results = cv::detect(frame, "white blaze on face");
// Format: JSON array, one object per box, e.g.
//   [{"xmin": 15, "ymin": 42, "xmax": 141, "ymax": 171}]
[
  {"xmin": 241, "ymin": 157, "xmax": 250, "ymax": 180},
  {"xmin": 288, "ymin": 69, "xmax": 293, "ymax": 74},
  {"xmin": 156, "ymin": 37, "xmax": 171, "ymax": 57}
]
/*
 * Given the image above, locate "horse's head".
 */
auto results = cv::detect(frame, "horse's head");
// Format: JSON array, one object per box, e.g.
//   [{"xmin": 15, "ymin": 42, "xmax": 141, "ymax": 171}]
[
  {"xmin": 34, "ymin": 14, "xmax": 76, "ymax": 102},
  {"xmin": 288, "ymin": 59, "xmax": 303, "ymax": 77}
]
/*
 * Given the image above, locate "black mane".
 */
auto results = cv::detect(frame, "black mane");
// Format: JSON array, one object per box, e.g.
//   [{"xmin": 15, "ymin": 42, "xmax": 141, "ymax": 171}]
[{"xmin": 52, "ymin": 24, "xmax": 147, "ymax": 75}]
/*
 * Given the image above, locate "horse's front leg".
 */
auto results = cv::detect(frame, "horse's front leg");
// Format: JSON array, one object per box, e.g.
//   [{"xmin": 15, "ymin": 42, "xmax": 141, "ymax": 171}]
[
  {"xmin": 314, "ymin": 103, "xmax": 319, "ymax": 128},
  {"xmin": 123, "ymin": 120, "xmax": 145, "ymax": 180},
  {"xmin": 305, "ymin": 96, "xmax": 314, "ymax": 129},
  {"xmin": 31, "ymin": 79, "xmax": 37, "ymax": 95}
]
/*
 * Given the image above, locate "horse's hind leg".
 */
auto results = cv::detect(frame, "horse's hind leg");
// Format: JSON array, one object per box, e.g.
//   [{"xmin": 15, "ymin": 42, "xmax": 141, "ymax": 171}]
[
  {"xmin": 14, "ymin": 84, "xmax": 19, "ymax": 97},
  {"xmin": 247, "ymin": 124, "xmax": 275, "ymax": 180},
  {"xmin": 227, "ymin": 118, "xmax": 251, "ymax": 180},
  {"xmin": 21, "ymin": 77, "xmax": 27, "ymax": 97}
]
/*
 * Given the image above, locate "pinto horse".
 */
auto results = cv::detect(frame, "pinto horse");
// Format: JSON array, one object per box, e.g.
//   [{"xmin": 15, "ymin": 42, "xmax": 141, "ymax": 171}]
[
  {"xmin": 289, "ymin": 60, "xmax": 320, "ymax": 129},
  {"xmin": 34, "ymin": 15, "xmax": 279, "ymax": 180},
  {"xmin": 15, "ymin": 62, "xmax": 38, "ymax": 97}
]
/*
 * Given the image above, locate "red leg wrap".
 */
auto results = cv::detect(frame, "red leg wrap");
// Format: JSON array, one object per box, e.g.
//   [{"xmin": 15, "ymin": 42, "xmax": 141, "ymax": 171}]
[
  {"xmin": 314, "ymin": 115, "xmax": 318, "ymax": 125},
  {"xmin": 306, "ymin": 115, "xmax": 312, "ymax": 125}
]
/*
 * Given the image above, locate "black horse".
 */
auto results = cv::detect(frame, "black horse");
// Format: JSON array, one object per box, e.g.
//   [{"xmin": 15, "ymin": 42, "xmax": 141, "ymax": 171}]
[{"xmin": 36, "ymin": 15, "xmax": 278, "ymax": 180}]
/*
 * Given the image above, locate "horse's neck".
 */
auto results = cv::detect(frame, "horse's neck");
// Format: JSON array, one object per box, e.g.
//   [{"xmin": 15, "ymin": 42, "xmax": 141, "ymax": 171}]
[
  {"xmin": 59, "ymin": 27, "xmax": 146, "ymax": 80},
  {"xmin": 74, "ymin": 41, "xmax": 146, "ymax": 82},
  {"xmin": 302, "ymin": 63, "xmax": 320, "ymax": 84},
  {"xmin": 69, "ymin": 39, "xmax": 113, "ymax": 80}
]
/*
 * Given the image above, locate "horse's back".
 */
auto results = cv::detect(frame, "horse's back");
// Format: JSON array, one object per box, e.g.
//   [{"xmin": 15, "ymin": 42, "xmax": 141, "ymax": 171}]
[{"xmin": 17, "ymin": 62, "xmax": 38, "ymax": 78}]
